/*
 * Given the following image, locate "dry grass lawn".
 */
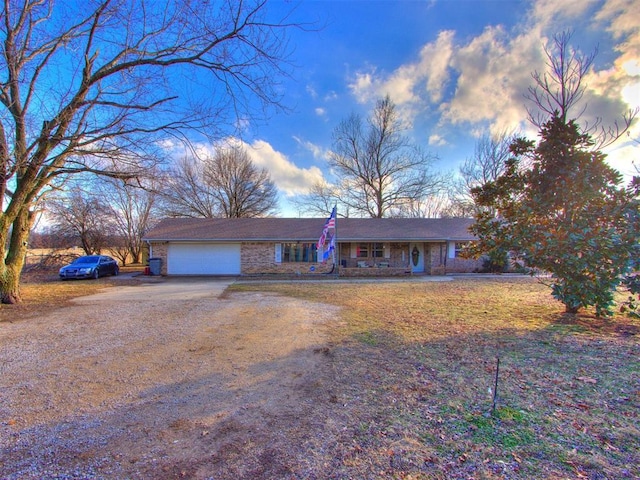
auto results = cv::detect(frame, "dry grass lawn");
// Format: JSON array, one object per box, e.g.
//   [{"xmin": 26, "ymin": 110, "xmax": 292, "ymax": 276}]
[
  {"xmin": 231, "ymin": 277, "xmax": 640, "ymax": 479},
  {"xmin": 2, "ymin": 268, "xmax": 141, "ymax": 321},
  {"xmin": 2, "ymin": 274, "xmax": 639, "ymax": 479}
]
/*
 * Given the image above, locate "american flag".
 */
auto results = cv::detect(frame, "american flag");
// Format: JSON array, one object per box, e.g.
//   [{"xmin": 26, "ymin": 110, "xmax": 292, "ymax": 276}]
[
  {"xmin": 324, "ymin": 208, "xmax": 336, "ymax": 229},
  {"xmin": 316, "ymin": 206, "xmax": 336, "ymax": 249},
  {"xmin": 323, "ymin": 233, "xmax": 335, "ymax": 262}
]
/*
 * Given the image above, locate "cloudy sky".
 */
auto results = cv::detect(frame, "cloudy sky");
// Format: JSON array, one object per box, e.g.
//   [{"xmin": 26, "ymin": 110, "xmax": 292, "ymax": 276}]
[{"xmin": 182, "ymin": 0, "xmax": 640, "ymax": 216}]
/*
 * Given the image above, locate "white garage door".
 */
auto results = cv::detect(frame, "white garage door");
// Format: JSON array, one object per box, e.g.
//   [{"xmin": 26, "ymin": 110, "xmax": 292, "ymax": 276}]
[{"xmin": 168, "ymin": 243, "xmax": 241, "ymax": 275}]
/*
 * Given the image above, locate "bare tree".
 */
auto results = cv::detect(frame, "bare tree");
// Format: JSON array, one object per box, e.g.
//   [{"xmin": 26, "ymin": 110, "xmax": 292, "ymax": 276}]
[
  {"xmin": 160, "ymin": 157, "xmax": 221, "ymax": 218},
  {"xmin": 47, "ymin": 188, "xmax": 115, "ymax": 255},
  {"xmin": 0, "ymin": 0, "xmax": 296, "ymax": 302},
  {"xmin": 291, "ymin": 179, "xmax": 343, "ymax": 218},
  {"xmin": 447, "ymin": 131, "xmax": 517, "ymax": 217},
  {"xmin": 526, "ymin": 31, "xmax": 636, "ymax": 149},
  {"xmin": 329, "ymin": 96, "xmax": 442, "ymax": 218},
  {"xmin": 203, "ymin": 145, "xmax": 278, "ymax": 218},
  {"xmin": 101, "ymin": 177, "xmax": 160, "ymax": 265},
  {"xmin": 392, "ymin": 192, "xmax": 452, "ymax": 218},
  {"xmin": 160, "ymin": 146, "xmax": 278, "ymax": 218}
]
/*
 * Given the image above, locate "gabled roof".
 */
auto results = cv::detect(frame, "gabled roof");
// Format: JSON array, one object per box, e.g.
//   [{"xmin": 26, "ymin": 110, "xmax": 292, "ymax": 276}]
[{"xmin": 144, "ymin": 217, "xmax": 476, "ymax": 242}]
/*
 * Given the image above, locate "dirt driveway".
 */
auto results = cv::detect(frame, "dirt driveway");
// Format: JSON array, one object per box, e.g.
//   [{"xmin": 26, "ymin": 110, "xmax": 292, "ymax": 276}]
[{"xmin": 0, "ymin": 278, "xmax": 341, "ymax": 479}]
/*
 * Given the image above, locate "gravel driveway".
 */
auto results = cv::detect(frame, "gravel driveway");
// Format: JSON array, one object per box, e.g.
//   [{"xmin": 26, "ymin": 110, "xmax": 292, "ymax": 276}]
[{"xmin": 1, "ymin": 278, "xmax": 340, "ymax": 479}]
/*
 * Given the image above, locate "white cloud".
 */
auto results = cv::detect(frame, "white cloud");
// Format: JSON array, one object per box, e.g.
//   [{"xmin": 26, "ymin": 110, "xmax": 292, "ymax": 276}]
[
  {"xmin": 306, "ymin": 84, "xmax": 318, "ymax": 99},
  {"xmin": 621, "ymin": 60, "xmax": 640, "ymax": 77},
  {"xmin": 242, "ymin": 139, "xmax": 324, "ymax": 196},
  {"xmin": 345, "ymin": 0, "xmax": 638, "ymax": 149},
  {"xmin": 315, "ymin": 107, "xmax": 327, "ymax": 117},
  {"xmin": 348, "ymin": 30, "xmax": 454, "ymax": 107},
  {"xmin": 160, "ymin": 137, "xmax": 324, "ymax": 197},
  {"xmin": 594, "ymin": 0, "xmax": 639, "ymax": 41},
  {"xmin": 442, "ymin": 25, "xmax": 540, "ymax": 132},
  {"xmin": 592, "ymin": 0, "xmax": 640, "ymax": 112},
  {"xmin": 382, "ymin": 69, "xmax": 418, "ymax": 105},
  {"xmin": 324, "ymin": 91, "xmax": 338, "ymax": 101},
  {"xmin": 531, "ymin": 0, "xmax": 598, "ymax": 29},
  {"xmin": 156, "ymin": 138, "xmax": 181, "ymax": 153},
  {"xmin": 419, "ymin": 30, "xmax": 456, "ymax": 103},
  {"xmin": 346, "ymin": 24, "xmax": 540, "ymax": 139},
  {"xmin": 349, "ymin": 71, "xmax": 376, "ymax": 103},
  {"xmin": 293, "ymin": 136, "xmax": 329, "ymax": 161},
  {"xmin": 428, "ymin": 133, "xmax": 447, "ymax": 146},
  {"xmin": 604, "ymin": 138, "xmax": 640, "ymax": 181},
  {"xmin": 622, "ymin": 80, "xmax": 640, "ymax": 106}
]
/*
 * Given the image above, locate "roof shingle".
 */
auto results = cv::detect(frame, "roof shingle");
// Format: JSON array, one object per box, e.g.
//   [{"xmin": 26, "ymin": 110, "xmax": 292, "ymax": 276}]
[{"xmin": 144, "ymin": 217, "xmax": 476, "ymax": 242}]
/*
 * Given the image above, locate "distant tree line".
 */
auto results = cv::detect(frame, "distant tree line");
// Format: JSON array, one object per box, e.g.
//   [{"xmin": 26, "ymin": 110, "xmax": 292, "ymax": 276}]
[{"xmin": 35, "ymin": 142, "xmax": 280, "ymax": 264}]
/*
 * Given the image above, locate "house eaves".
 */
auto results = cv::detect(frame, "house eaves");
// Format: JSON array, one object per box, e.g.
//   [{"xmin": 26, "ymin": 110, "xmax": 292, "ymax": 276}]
[{"xmin": 143, "ymin": 217, "xmax": 477, "ymax": 243}]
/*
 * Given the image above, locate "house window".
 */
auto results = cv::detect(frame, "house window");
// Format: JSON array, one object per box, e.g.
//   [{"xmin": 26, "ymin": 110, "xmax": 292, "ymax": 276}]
[
  {"xmin": 455, "ymin": 242, "xmax": 465, "ymax": 257},
  {"xmin": 357, "ymin": 242, "xmax": 384, "ymax": 258},
  {"xmin": 281, "ymin": 243, "xmax": 317, "ymax": 263}
]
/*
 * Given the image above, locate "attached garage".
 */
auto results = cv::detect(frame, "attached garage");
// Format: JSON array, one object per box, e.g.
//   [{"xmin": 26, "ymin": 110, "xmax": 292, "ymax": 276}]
[{"xmin": 167, "ymin": 243, "xmax": 241, "ymax": 275}]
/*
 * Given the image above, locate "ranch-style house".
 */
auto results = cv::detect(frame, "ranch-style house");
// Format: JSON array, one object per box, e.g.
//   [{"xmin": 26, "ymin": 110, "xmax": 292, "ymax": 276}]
[{"xmin": 143, "ymin": 217, "xmax": 482, "ymax": 277}]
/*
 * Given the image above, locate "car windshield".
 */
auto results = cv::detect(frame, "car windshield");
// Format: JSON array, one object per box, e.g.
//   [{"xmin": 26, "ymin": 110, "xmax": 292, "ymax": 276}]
[{"xmin": 73, "ymin": 256, "xmax": 100, "ymax": 264}]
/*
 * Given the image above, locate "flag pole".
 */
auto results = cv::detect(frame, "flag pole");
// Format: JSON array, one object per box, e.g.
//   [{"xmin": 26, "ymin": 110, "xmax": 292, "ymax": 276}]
[{"xmin": 333, "ymin": 204, "xmax": 338, "ymax": 277}]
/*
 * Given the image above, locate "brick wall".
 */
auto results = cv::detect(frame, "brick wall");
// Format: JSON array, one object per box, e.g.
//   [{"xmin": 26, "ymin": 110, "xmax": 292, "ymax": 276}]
[
  {"xmin": 425, "ymin": 242, "xmax": 483, "ymax": 274},
  {"xmin": 337, "ymin": 242, "xmax": 411, "ymax": 269},
  {"xmin": 340, "ymin": 267, "xmax": 410, "ymax": 277},
  {"xmin": 149, "ymin": 240, "xmax": 482, "ymax": 276},
  {"xmin": 426, "ymin": 243, "xmax": 446, "ymax": 275},
  {"xmin": 148, "ymin": 242, "xmax": 168, "ymax": 275},
  {"xmin": 445, "ymin": 256, "xmax": 484, "ymax": 273},
  {"xmin": 242, "ymin": 242, "xmax": 334, "ymax": 275}
]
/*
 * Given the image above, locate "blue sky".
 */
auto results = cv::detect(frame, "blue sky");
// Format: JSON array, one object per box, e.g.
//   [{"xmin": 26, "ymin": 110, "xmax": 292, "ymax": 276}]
[{"xmin": 171, "ymin": 0, "xmax": 640, "ymax": 216}]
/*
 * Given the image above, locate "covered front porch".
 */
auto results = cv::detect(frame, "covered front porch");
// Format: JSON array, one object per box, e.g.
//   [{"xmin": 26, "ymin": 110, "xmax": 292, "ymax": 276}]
[{"xmin": 336, "ymin": 241, "xmax": 452, "ymax": 276}]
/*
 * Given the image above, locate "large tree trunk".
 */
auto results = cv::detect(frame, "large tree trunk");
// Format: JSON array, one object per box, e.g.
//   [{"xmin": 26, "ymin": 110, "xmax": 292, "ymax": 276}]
[
  {"xmin": 564, "ymin": 304, "xmax": 580, "ymax": 314},
  {"xmin": 0, "ymin": 263, "xmax": 22, "ymax": 304},
  {"xmin": 1, "ymin": 208, "xmax": 34, "ymax": 304}
]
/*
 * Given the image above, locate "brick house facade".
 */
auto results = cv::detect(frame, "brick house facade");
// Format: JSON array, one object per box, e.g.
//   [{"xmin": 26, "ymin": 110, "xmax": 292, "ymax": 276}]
[{"xmin": 144, "ymin": 217, "xmax": 482, "ymax": 277}]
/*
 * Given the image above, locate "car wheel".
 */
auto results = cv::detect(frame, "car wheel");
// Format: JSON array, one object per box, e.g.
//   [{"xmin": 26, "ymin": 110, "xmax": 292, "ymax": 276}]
[
  {"xmin": 92, "ymin": 269, "xmax": 99, "ymax": 279},
  {"xmin": 114, "ymin": 267, "xmax": 119, "ymax": 276}
]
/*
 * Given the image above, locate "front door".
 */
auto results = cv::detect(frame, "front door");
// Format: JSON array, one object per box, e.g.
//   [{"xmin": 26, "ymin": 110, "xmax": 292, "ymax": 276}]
[{"xmin": 409, "ymin": 243, "xmax": 424, "ymax": 273}]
